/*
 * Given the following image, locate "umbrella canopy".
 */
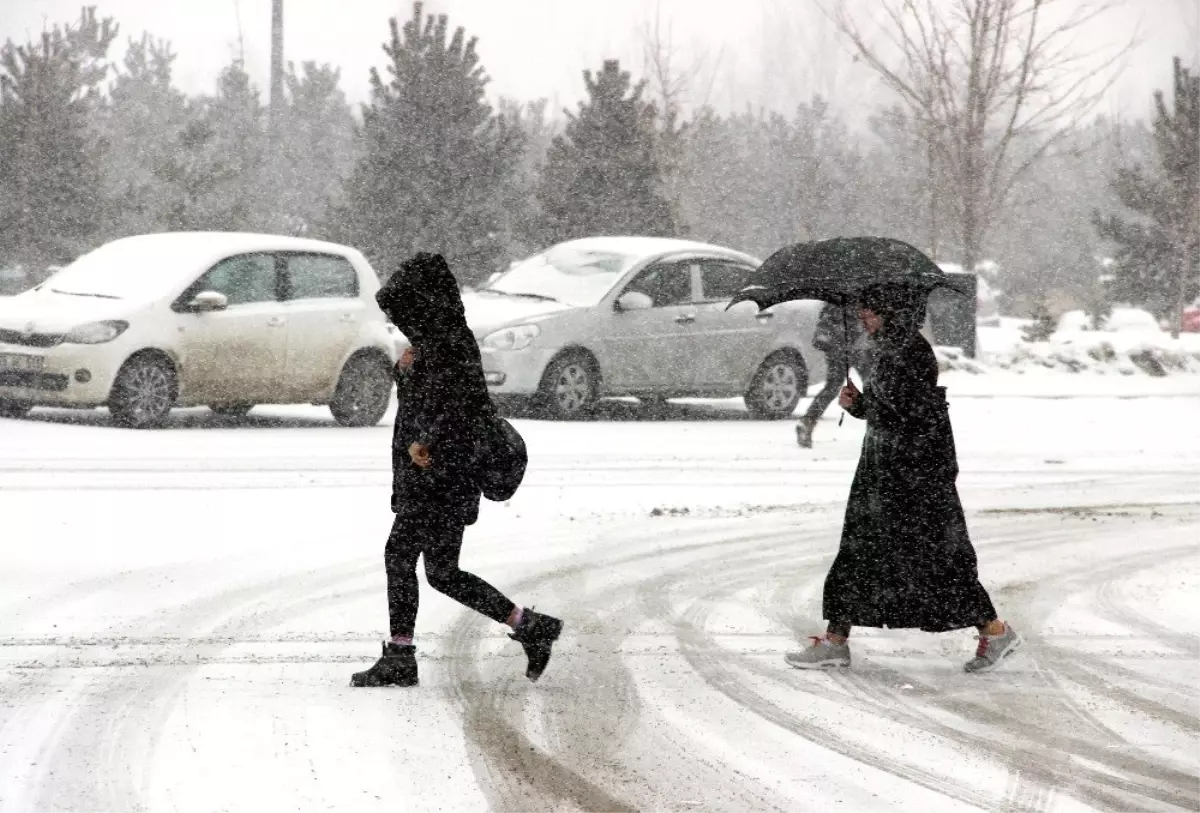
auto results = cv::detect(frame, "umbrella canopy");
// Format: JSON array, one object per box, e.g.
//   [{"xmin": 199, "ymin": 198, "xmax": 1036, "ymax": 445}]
[{"xmin": 729, "ymin": 236, "xmax": 968, "ymax": 311}]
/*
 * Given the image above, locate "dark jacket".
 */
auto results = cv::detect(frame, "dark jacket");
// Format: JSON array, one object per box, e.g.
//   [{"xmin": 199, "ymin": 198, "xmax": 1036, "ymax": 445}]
[
  {"xmin": 822, "ymin": 287, "xmax": 995, "ymax": 632},
  {"xmin": 375, "ymin": 253, "xmax": 489, "ymax": 525},
  {"xmin": 814, "ymin": 304, "xmax": 871, "ymax": 374},
  {"xmin": 813, "ymin": 304, "xmax": 853, "ymax": 354}
]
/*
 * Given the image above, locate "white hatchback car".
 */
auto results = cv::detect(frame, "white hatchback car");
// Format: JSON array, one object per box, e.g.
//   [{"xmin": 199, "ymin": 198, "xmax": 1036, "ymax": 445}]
[
  {"xmin": 0, "ymin": 232, "xmax": 397, "ymax": 428},
  {"xmin": 457, "ymin": 236, "xmax": 826, "ymax": 418}
]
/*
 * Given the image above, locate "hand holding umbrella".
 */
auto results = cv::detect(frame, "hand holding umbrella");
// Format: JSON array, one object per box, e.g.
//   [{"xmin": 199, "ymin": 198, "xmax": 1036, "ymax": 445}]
[{"xmin": 838, "ymin": 380, "xmax": 860, "ymax": 410}]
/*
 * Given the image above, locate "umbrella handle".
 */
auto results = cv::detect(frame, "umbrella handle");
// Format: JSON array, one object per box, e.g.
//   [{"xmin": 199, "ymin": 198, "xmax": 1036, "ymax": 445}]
[
  {"xmin": 840, "ymin": 306, "xmax": 851, "ymax": 426},
  {"xmin": 843, "ymin": 307, "xmax": 853, "ymax": 386}
]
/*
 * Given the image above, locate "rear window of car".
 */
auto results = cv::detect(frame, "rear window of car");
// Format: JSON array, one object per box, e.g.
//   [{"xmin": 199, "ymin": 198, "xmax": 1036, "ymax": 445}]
[
  {"xmin": 285, "ymin": 254, "xmax": 359, "ymax": 299},
  {"xmin": 699, "ymin": 260, "xmax": 752, "ymax": 302}
]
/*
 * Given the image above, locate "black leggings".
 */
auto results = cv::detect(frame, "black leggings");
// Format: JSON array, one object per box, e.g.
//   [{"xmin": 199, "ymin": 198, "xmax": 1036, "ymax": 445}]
[{"xmin": 384, "ymin": 512, "xmax": 516, "ymax": 638}]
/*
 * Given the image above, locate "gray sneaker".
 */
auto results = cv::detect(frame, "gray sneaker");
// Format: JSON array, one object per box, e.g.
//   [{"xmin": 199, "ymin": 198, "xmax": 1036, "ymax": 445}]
[
  {"xmin": 964, "ymin": 624, "xmax": 1023, "ymax": 673},
  {"xmin": 785, "ymin": 636, "xmax": 851, "ymax": 669}
]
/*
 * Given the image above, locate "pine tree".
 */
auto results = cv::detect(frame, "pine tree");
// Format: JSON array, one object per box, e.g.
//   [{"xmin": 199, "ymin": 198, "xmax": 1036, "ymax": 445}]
[
  {"xmin": 1021, "ymin": 299, "xmax": 1057, "ymax": 343},
  {"xmin": 0, "ymin": 8, "xmax": 117, "ymax": 270},
  {"xmin": 333, "ymin": 2, "xmax": 523, "ymax": 285},
  {"xmin": 154, "ymin": 60, "xmax": 266, "ymax": 232},
  {"xmin": 100, "ymin": 33, "xmax": 188, "ymax": 237},
  {"xmin": 496, "ymin": 97, "xmax": 553, "ymax": 260},
  {"xmin": 676, "ymin": 101, "xmax": 870, "ymax": 260},
  {"xmin": 536, "ymin": 60, "xmax": 676, "ymax": 245},
  {"xmin": 1095, "ymin": 57, "xmax": 1200, "ymax": 333},
  {"xmin": 271, "ymin": 62, "xmax": 357, "ymax": 236}
]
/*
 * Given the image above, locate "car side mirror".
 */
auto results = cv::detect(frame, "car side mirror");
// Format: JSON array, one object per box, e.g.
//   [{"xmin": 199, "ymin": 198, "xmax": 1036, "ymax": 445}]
[
  {"xmin": 616, "ymin": 291, "xmax": 653, "ymax": 312},
  {"xmin": 189, "ymin": 291, "xmax": 228, "ymax": 312}
]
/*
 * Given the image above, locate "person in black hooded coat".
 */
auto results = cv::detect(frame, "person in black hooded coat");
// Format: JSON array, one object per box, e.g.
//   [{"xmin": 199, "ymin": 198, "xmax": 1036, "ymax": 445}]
[
  {"xmin": 785, "ymin": 283, "xmax": 1023, "ymax": 674},
  {"xmin": 350, "ymin": 253, "xmax": 562, "ymax": 688}
]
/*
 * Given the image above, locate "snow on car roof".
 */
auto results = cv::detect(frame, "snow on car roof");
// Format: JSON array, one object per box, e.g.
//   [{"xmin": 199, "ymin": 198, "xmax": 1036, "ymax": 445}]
[
  {"xmin": 553, "ymin": 235, "xmax": 760, "ymax": 264},
  {"xmin": 104, "ymin": 231, "xmax": 365, "ymax": 262},
  {"xmin": 43, "ymin": 232, "xmax": 368, "ymax": 302}
]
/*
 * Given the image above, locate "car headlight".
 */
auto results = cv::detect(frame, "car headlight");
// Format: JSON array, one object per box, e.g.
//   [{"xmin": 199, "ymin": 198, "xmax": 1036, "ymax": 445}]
[
  {"xmin": 62, "ymin": 320, "xmax": 129, "ymax": 344},
  {"xmin": 481, "ymin": 324, "xmax": 540, "ymax": 351}
]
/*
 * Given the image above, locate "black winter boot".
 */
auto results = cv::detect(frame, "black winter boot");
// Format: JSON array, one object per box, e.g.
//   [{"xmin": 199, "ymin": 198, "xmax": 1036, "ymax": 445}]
[
  {"xmin": 350, "ymin": 642, "xmax": 418, "ymax": 687},
  {"xmin": 508, "ymin": 608, "xmax": 563, "ymax": 682}
]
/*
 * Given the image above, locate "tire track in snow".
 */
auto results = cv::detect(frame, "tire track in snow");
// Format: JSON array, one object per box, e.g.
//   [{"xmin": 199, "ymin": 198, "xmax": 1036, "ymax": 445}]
[
  {"xmin": 640, "ymin": 512, "xmax": 1199, "ymax": 812},
  {"xmin": 785, "ymin": 513, "xmax": 1199, "ymax": 810},
  {"xmin": 16, "ymin": 561, "xmax": 379, "ymax": 813},
  {"xmin": 442, "ymin": 520, "xmax": 810, "ymax": 812},
  {"xmin": 637, "ymin": 547, "xmax": 1013, "ymax": 811}
]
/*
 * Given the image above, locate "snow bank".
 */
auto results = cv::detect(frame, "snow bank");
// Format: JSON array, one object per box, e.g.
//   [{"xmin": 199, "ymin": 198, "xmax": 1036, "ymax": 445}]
[{"xmin": 943, "ymin": 321, "xmax": 1200, "ymax": 378}]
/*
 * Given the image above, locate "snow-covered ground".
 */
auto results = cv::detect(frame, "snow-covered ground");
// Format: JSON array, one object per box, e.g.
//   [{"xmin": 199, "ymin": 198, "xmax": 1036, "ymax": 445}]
[{"xmin": 1, "ymin": 375, "xmax": 1198, "ymax": 812}]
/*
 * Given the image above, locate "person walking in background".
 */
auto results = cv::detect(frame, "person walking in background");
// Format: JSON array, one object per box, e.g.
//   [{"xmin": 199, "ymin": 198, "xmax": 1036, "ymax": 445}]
[
  {"xmin": 786, "ymin": 283, "xmax": 1021, "ymax": 673},
  {"xmin": 796, "ymin": 303, "xmax": 870, "ymax": 448},
  {"xmin": 351, "ymin": 253, "xmax": 562, "ymax": 688}
]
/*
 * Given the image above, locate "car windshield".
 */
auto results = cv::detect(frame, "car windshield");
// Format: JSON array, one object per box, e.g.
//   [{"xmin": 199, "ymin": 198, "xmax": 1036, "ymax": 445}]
[
  {"xmin": 484, "ymin": 246, "xmax": 640, "ymax": 307},
  {"xmin": 42, "ymin": 240, "xmax": 198, "ymax": 301}
]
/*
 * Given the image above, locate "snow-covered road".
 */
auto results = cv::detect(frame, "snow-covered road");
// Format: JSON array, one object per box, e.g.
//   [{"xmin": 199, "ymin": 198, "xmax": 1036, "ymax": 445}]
[{"xmin": 1, "ymin": 382, "xmax": 1198, "ymax": 812}]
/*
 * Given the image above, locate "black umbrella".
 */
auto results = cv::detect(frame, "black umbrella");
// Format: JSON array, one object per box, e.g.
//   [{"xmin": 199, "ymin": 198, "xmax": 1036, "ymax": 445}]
[
  {"xmin": 728, "ymin": 236, "xmax": 968, "ymax": 421},
  {"xmin": 728, "ymin": 236, "xmax": 968, "ymax": 311}
]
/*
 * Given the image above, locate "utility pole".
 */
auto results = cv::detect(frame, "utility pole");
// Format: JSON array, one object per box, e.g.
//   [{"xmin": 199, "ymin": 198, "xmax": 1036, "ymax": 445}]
[{"xmin": 269, "ymin": 0, "xmax": 284, "ymax": 147}]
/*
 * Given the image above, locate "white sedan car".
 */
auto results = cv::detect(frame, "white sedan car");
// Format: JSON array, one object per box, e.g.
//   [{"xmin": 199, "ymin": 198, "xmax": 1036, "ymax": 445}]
[
  {"xmin": 0, "ymin": 232, "xmax": 398, "ymax": 428},
  {"xmin": 459, "ymin": 236, "xmax": 826, "ymax": 418}
]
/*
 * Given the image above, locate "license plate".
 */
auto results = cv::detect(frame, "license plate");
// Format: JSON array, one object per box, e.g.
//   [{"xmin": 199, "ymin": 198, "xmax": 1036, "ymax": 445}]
[{"xmin": 0, "ymin": 353, "xmax": 44, "ymax": 372}]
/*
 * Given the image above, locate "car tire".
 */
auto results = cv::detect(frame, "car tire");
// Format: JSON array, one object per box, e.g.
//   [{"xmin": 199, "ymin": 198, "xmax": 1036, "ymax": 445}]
[
  {"xmin": 745, "ymin": 352, "xmax": 807, "ymax": 420},
  {"xmin": 330, "ymin": 352, "xmax": 392, "ymax": 427},
  {"xmin": 210, "ymin": 404, "xmax": 255, "ymax": 418},
  {"xmin": 109, "ymin": 354, "xmax": 177, "ymax": 428},
  {"xmin": 539, "ymin": 352, "xmax": 598, "ymax": 419},
  {"xmin": 0, "ymin": 400, "xmax": 31, "ymax": 419}
]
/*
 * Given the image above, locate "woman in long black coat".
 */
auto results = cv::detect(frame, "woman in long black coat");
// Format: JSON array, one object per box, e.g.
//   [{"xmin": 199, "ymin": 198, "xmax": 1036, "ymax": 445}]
[{"xmin": 786, "ymin": 283, "xmax": 1022, "ymax": 673}]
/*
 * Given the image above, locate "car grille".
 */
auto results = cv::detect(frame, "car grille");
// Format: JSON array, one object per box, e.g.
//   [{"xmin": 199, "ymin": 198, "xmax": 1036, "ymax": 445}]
[
  {"xmin": 0, "ymin": 370, "xmax": 68, "ymax": 391},
  {"xmin": 0, "ymin": 328, "xmax": 64, "ymax": 348}
]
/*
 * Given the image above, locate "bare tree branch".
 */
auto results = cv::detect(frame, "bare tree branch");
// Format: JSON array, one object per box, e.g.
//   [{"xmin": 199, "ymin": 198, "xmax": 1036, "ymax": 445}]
[
  {"xmin": 827, "ymin": 0, "xmax": 1135, "ymax": 271},
  {"xmin": 637, "ymin": 0, "xmax": 715, "ymax": 120}
]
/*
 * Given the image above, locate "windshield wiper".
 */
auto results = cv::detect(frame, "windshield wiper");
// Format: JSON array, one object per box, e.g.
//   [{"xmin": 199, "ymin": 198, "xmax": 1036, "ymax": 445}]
[
  {"xmin": 487, "ymin": 290, "xmax": 560, "ymax": 303},
  {"xmin": 50, "ymin": 288, "xmax": 122, "ymax": 300}
]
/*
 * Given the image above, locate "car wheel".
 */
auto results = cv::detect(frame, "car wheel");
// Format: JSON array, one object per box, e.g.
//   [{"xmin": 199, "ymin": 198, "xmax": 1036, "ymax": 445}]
[
  {"xmin": 0, "ymin": 400, "xmax": 31, "ymax": 419},
  {"xmin": 745, "ymin": 353, "xmax": 807, "ymax": 420},
  {"xmin": 330, "ymin": 353, "xmax": 392, "ymax": 427},
  {"xmin": 210, "ymin": 404, "xmax": 254, "ymax": 418},
  {"xmin": 539, "ymin": 352, "xmax": 598, "ymax": 419},
  {"xmin": 110, "ymin": 354, "xmax": 177, "ymax": 428}
]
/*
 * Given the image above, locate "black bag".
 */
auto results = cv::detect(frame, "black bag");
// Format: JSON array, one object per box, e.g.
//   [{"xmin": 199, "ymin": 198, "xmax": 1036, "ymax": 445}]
[{"xmin": 476, "ymin": 406, "xmax": 527, "ymax": 502}]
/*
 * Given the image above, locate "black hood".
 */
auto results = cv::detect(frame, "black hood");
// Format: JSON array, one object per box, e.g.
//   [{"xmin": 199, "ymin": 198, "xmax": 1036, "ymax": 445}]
[
  {"xmin": 376, "ymin": 253, "xmax": 469, "ymax": 347},
  {"xmin": 860, "ymin": 283, "xmax": 928, "ymax": 345}
]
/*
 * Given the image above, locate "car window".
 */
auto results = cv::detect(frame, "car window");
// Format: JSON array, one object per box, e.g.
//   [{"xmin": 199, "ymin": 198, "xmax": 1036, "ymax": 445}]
[
  {"xmin": 699, "ymin": 260, "xmax": 752, "ymax": 302},
  {"xmin": 285, "ymin": 254, "xmax": 359, "ymax": 300},
  {"xmin": 195, "ymin": 254, "xmax": 278, "ymax": 306},
  {"xmin": 624, "ymin": 261, "xmax": 695, "ymax": 308}
]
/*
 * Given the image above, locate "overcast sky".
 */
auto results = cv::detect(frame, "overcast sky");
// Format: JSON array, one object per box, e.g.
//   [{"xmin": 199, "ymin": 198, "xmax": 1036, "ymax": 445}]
[{"xmin": 1, "ymin": 0, "xmax": 1197, "ymax": 124}]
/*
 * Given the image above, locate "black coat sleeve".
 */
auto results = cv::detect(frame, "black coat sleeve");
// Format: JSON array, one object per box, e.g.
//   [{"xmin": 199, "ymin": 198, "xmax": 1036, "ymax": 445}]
[
  {"xmin": 848, "ymin": 338, "xmax": 940, "ymax": 433},
  {"xmin": 412, "ymin": 334, "xmax": 489, "ymax": 454}
]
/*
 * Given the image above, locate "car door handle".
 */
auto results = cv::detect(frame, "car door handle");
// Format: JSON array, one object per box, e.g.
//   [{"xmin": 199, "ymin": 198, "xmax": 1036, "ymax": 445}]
[
  {"xmin": 267, "ymin": 316, "xmax": 287, "ymax": 327},
  {"xmin": 675, "ymin": 314, "xmax": 696, "ymax": 325},
  {"xmin": 755, "ymin": 312, "xmax": 775, "ymax": 320}
]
